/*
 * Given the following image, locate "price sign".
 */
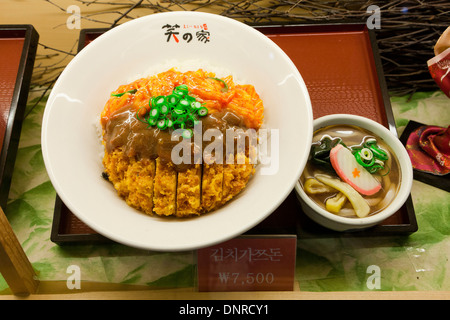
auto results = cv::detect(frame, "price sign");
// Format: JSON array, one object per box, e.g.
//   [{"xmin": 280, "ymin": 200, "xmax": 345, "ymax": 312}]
[{"xmin": 197, "ymin": 235, "xmax": 297, "ymax": 291}]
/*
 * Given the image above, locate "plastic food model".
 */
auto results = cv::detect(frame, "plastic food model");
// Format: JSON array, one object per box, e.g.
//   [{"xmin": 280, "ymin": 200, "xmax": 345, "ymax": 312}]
[
  {"xmin": 100, "ymin": 68, "xmax": 264, "ymax": 217},
  {"xmin": 301, "ymin": 125, "xmax": 400, "ymax": 218}
]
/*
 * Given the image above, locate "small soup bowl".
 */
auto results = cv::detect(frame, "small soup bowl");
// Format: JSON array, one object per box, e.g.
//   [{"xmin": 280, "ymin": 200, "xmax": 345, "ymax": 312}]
[{"xmin": 295, "ymin": 114, "xmax": 413, "ymax": 232}]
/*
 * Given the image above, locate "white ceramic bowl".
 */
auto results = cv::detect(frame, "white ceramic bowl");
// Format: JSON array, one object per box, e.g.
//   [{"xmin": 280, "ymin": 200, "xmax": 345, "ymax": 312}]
[
  {"xmin": 42, "ymin": 12, "xmax": 313, "ymax": 251},
  {"xmin": 295, "ymin": 114, "xmax": 413, "ymax": 232}
]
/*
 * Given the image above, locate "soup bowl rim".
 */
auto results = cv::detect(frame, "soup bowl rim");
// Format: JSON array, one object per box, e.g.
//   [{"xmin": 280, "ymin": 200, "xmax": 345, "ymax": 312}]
[{"xmin": 295, "ymin": 113, "xmax": 413, "ymax": 229}]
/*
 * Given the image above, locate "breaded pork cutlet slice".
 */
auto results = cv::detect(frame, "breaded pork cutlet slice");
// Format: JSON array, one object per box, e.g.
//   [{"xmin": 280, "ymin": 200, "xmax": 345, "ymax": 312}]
[
  {"xmin": 103, "ymin": 148, "xmax": 130, "ymax": 196},
  {"xmin": 124, "ymin": 158, "xmax": 156, "ymax": 214},
  {"xmin": 201, "ymin": 163, "xmax": 223, "ymax": 212},
  {"xmin": 176, "ymin": 164, "xmax": 202, "ymax": 217},
  {"xmin": 103, "ymin": 148, "xmax": 156, "ymax": 215},
  {"xmin": 153, "ymin": 158, "xmax": 177, "ymax": 216},
  {"xmin": 222, "ymin": 152, "xmax": 255, "ymax": 205},
  {"xmin": 103, "ymin": 149, "xmax": 255, "ymax": 217}
]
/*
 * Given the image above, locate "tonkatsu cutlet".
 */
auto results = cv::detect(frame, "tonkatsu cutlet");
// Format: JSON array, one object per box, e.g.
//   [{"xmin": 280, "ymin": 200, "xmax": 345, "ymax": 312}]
[
  {"xmin": 102, "ymin": 148, "xmax": 156, "ymax": 215},
  {"xmin": 176, "ymin": 164, "xmax": 202, "ymax": 217},
  {"xmin": 201, "ymin": 163, "xmax": 223, "ymax": 212},
  {"xmin": 101, "ymin": 68, "xmax": 264, "ymax": 218},
  {"xmin": 222, "ymin": 153, "xmax": 255, "ymax": 205},
  {"xmin": 153, "ymin": 158, "xmax": 177, "ymax": 216}
]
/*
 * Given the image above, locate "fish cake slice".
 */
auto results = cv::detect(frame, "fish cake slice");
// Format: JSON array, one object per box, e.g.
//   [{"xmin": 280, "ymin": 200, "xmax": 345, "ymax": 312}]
[
  {"xmin": 153, "ymin": 158, "xmax": 177, "ymax": 216},
  {"xmin": 201, "ymin": 163, "xmax": 223, "ymax": 212},
  {"xmin": 176, "ymin": 164, "xmax": 202, "ymax": 217}
]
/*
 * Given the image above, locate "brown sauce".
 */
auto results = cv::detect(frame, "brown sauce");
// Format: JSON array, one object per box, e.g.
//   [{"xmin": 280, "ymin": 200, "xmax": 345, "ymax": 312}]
[{"xmin": 103, "ymin": 106, "xmax": 253, "ymax": 172}]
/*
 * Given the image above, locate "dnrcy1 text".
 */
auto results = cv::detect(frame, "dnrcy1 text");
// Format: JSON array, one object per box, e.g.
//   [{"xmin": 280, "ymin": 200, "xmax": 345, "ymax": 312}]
[{"xmin": 178, "ymin": 304, "xmax": 269, "ymax": 317}]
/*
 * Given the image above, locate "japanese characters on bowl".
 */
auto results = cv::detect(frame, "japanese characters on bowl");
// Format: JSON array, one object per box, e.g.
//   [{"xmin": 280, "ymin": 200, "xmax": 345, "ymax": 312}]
[{"xmin": 163, "ymin": 23, "xmax": 211, "ymax": 44}]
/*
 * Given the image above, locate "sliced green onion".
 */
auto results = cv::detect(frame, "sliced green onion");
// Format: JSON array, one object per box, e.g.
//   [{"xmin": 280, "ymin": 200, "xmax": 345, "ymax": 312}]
[
  {"xmin": 369, "ymin": 145, "xmax": 388, "ymax": 161},
  {"xmin": 197, "ymin": 107, "xmax": 208, "ymax": 117},
  {"xmin": 167, "ymin": 94, "xmax": 179, "ymax": 105},
  {"xmin": 149, "ymin": 108, "xmax": 160, "ymax": 119},
  {"xmin": 148, "ymin": 118, "xmax": 157, "ymax": 126},
  {"xmin": 207, "ymin": 77, "xmax": 228, "ymax": 92},
  {"xmin": 136, "ymin": 84, "xmax": 209, "ymax": 133},
  {"xmin": 360, "ymin": 148, "xmax": 373, "ymax": 161},
  {"xmin": 178, "ymin": 99, "xmax": 190, "ymax": 108},
  {"xmin": 175, "ymin": 84, "xmax": 188, "ymax": 92},
  {"xmin": 364, "ymin": 138, "xmax": 388, "ymax": 161},
  {"xmin": 182, "ymin": 128, "xmax": 193, "ymax": 139},
  {"xmin": 154, "ymin": 96, "xmax": 166, "ymax": 107},
  {"xmin": 184, "ymin": 95, "xmax": 196, "ymax": 103},
  {"xmin": 173, "ymin": 86, "xmax": 188, "ymax": 97},
  {"xmin": 174, "ymin": 114, "xmax": 187, "ymax": 124},
  {"xmin": 355, "ymin": 152, "xmax": 374, "ymax": 167},
  {"xmin": 379, "ymin": 164, "xmax": 391, "ymax": 176},
  {"xmin": 136, "ymin": 106, "xmax": 149, "ymax": 124},
  {"xmin": 367, "ymin": 159, "xmax": 386, "ymax": 174},
  {"xmin": 191, "ymin": 101, "xmax": 202, "ymax": 109},
  {"xmin": 172, "ymin": 91, "xmax": 184, "ymax": 99},
  {"xmin": 111, "ymin": 89, "xmax": 137, "ymax": 97},
  {"xmin": 157, "ymin": 119, "xmax": 167, "ymax": 130},
  {"xmin": 352, "ymin": 138, "xmax": 390, "ymax": 174},
  {"xmin": 160, "ymin": 104, "xmax": 170, "ymax": 115},
  {"xmin": 172, "ymin": 106, "xmax": 186, "ymax": 116},
  {"xmin": 189, "ymin": 113, "xmax": 199, "ymax": 122}
]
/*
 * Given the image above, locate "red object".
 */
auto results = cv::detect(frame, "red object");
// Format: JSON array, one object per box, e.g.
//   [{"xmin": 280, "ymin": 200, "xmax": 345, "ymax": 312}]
[
  {"xmin": 406, "ymin": 125, "xmax": 450, "ymax": 175},
  {"xmin": 0, "ymin": 37, "xmax": 24, "ymax": 150},
  {"xmin": 428, "ymin": 47, "xmax": 450, "ymax": 98},
  {"xmin": 0, "ymin": 26, "xmax": 39, "ymax": 209}
]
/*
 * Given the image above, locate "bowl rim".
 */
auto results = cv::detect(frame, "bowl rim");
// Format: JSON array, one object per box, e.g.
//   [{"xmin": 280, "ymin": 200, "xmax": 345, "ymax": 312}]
[{"xmin": 295, "ymin": 114, "xmax": 413, "ymax": 227}]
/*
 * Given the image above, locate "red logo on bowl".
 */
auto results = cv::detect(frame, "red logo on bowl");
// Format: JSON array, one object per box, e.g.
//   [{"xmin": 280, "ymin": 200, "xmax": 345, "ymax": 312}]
[
  {"xmin": 162, "ymin": 23, "xmax": 210, "ymax": 43},
  {"xmin": 428, "ymin": 47, "xmax": 450, "ymax": 98}
]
